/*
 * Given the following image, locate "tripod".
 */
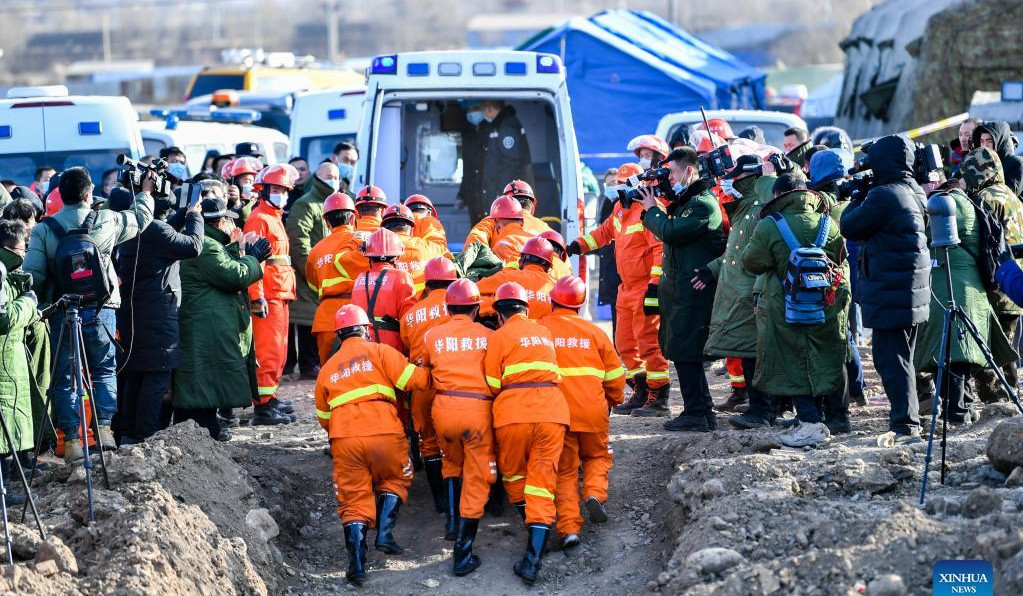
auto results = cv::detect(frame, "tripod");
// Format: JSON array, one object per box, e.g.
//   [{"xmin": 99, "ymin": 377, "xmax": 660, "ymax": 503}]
[
  {"xmin": 26, "ymin": 295, "xmax": 111, "ymax": 524},
  {"xmin": 919, "ymin": 246, "xmax": 1023, "ymax": 506}
]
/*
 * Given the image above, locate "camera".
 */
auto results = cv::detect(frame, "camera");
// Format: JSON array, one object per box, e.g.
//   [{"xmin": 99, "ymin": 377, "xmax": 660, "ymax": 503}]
[
  {"xmin": 698, "ymin": 145, "xmax": 734, "ymax": 182},
  {"xmin": 913, "ymin": 143, "xmax": 943, "ymax": 184},
  {"xmin": 742, "ymin": 153, "xmax": 794, "ymax": 177},
  {"xmin": 617, "ymin": 167, "xmax": 672, "ymax": 205},
  {"xmin": 836, "ymin": 172, "xmax": 874, "ymax": 200},
  {"xmin": 848, "ymin": 140, "xmax": 875, "ymax": 176},
  {"xmin": 116, "ymin": 154, "xmax": 173, "ymax": 198}
]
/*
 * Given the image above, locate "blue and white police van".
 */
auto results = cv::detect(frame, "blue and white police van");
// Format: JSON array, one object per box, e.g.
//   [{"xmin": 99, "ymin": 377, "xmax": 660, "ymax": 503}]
[{"xmin": 289, "ymin": 86, "xmax": 365, "ymax": 166}]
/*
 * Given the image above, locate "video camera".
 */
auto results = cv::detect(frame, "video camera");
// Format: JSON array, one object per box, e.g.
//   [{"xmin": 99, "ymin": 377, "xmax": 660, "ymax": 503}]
[
  {"xmin": 742, "ymin": 153, "xmax": 795, "ymax": 177},
  {"xmin": 913, "ymin": 143, "xmax": 943, "ymax": 185},
  {"xmin": 116, "ymin": 155, "xmax": 173, "ymax": 198},
  {"xmin": 617, "ymin": 167, "xmax": 673, "ymax": 205},
  {"xmin": 698, "ymin": 145, "xmax": 734, "ymax": 182}
]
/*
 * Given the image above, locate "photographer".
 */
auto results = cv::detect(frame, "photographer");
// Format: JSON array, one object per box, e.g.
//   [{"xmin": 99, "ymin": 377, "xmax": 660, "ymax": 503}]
[
  {"xmin": 112, "ymin": 182, "xmax": 205, "ymax": 445},
  {"xmin": 839, "ymin": 135, "xmax": 931, "ymax": 446},
  {"xmin": 23, "ymin": 167, "xmax": 154, "ymax": 462},
  {"xmin": 639, "ymin": 146, "xmax": 725, "ymax": 432}
]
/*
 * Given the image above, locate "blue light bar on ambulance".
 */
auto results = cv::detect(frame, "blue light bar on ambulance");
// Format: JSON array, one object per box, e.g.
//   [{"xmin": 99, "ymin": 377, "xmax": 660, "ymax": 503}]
[
  {"xmin": 328, "ymin": 108, "xmax": 347, "ymax": 120},
  {"xmin": 472, "ymin": 62, "xmax": 496, "ymax": 77},
  {"xmin": 407, "ymin": 62, "xmax": 429, "ymax": 76},
  {"xmin": 536, "ymin": 55, "xmax": 560, "ymax": 74},
  {"xmin": 208, "ymin": 108, "xmax": 261, "ymax": 122},
  {"xmin": 0, "ymin": 125, "xmax": 10, "ymax": 139},
  {"xmin": 438, "ymin": 62, "xmax": 461, "ymax": 76},
  {"xmin": 78, "ymin": 121, "xmax": 102, "ymax": 135},
  {"xmin": 371, "ymin": 55, "xmax": 398, "ymax": 75},
  {"xmin": 505, "ymin": 62, "xmax": 527, "ymax": 76}
]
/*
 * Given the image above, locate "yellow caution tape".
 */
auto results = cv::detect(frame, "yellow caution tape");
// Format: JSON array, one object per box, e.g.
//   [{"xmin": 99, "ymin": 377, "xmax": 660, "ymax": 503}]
[{"xmin": 852, "ymin": 112, "xmax": 970, "ymax": 152}]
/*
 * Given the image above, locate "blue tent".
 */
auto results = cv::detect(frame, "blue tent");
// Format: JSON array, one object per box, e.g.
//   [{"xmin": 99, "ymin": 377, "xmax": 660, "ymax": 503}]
[{"xmin": 521, "ymin": 10, "xmax": 766, "ymax": 173}]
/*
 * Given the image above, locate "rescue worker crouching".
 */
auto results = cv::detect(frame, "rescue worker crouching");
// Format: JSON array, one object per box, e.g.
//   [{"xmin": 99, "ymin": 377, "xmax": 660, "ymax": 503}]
[
  {"xmin": 464, "ymin": 180, "xmax": 551, "ymax": 248},
  {"xmin": 354, "ymin": 185, "xmax": 388, "ymax": 234},
  {"xmin": 404, "ymin": 194, "xmax": 449, "ymax": 252},
  {"xmin": 538, "ymin": 229, "xmax": 573, "ymax": 280},
  {"xmin": 477, "ymin": 237, "xmax": 557, "ymax": 320},
  {"xmin": 479, "ymin": 195, "xmax": 533, "ymax": 265},
  {"xmin": 539, "ymin": 276, "xmax": 625, "ymax": 549},
  {"xmin": 421, "ymin": 278, "xmax": 496, "ymax": 576},
  {"xmin": 484, "ymin": 282, "xmax": 570, "ymax": 585},
  {"xmin": 381, "ymin": 204, "xmax": 446, "ymax": 294},
  {"xmin": 316, "ymin": 304, "xmax": 430, "ymax": 586}
]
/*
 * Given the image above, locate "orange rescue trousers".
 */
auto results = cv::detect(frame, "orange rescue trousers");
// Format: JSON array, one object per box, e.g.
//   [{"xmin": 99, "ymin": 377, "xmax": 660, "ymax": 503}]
[
  {"xmin": 431, "ymin": 394, "xmax": 497, "ymax": 519},
  {"xmin": 495, "ymin": 422, "xmax": 565, "ymax": 525},
  {"xmin": 554, "ymin": 431, "xmax": 613, "ymax": 537},
  {"xmin": 411, "ymin": 388, "xmax": 440, "ymax": 459},
  {"xmin": 252, "ymin": 299, "xmax": 289, "ymax": 405},
  {"xmin": 726, "ymin": 357, "xmax": 746, "ymax": 388},
  {"xmin": 615, "ymin": 282, "xmax": 669, "ymax": 389},
  {"xmin": 330, "ymin": 434, "xmax": 413, "ymax": 526}
]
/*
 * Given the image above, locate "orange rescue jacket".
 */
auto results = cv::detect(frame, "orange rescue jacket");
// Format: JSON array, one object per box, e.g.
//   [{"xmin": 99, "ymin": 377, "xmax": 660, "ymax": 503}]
[
  {"xmin": 351, "ymin": 263, "xmax": 417, "ymax": 352},
  {"xmin": 575, "ymin": 199, "xmax": 663, "ymax": 287},
  {"xmin": 477, "ymin": 264, "xmax": 555, "ymax": 318},
  {"xmin": 307, "ymin": 225, "xmax": 370, "ymax": 334},
  {"xmin": 399, "ymin": 289, "xmax": 449, "ymax": 365},
  {"xmin": 465, "ymin": 211, "xmax": 552, "ymax": 247},
  {"xmin": 245, "ymin": 201, "xmax": 297, "ymax": 302},
  {"xmin": 422, "ymin": 315, "xmax": 494, "ymax": 402}
]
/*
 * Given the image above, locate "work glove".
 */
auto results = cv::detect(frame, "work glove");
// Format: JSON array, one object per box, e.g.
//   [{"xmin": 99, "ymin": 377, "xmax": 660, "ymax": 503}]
[
  {"xmin": 566, "ymin": 241, "xmax": 582, "ymax": 257},
  {"xmin": 719, "ymin": 178, "xmax": 743, "ymax": 199},
  {"xmin": 248, "ymin": 237, "xmax": 273, "ymax": 263},
  {"xmin": 691, "ymin": 267, "xmax": 716, "ymax": 291},
  {"xmin": 643, "ymin": 284, "xmax": 660, "ymax": 317},
  {"xmin": 251, "ymin": 298, "xmax": 269, "ymax": 318}
]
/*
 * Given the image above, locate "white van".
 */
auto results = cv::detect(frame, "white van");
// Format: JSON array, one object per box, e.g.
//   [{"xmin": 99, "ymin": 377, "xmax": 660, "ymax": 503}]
[
  {"xmin": 139, "ymin": 116, "xmax": 290, "ymax": 175},
  {"xmin": 656, "ymin": 109, "xmax": 808, "ymax": 150},
  {"xmin": 0, "ymin": 86, "xmax": 144, "ymax": 186},
  {"xmin": 355, "ymin": 50, "xmax": 583, "ymax": 255},
  {"xmin": 289, "ymin": 86, "xmax": 365, "ymax": 166}
]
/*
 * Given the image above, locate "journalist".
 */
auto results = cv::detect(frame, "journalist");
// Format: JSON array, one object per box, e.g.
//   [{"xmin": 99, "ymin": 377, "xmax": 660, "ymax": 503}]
[
  {"xmin": 24, "ymin": 167, "xmax": 154, "ymax": 462},
  {"xmin": 839, "ymin": 135, "xmax": 930, "ymax": 446},
  {"xmin": 112, "ymin": 183, "xmax": 205, "ymax": 445},
  {"xmin": 638, "ymin": 146, "xmax": 725, "ymax": 432}
]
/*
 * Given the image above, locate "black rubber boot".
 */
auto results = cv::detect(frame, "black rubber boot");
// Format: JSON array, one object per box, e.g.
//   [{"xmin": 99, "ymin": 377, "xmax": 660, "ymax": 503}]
[
  {"xmin": 271, "ymin": 397, "xmax": 295, "ymax": 414},
  {"xmin": 513, "ymin": 524, "xmax": 550, "ymax": 585},
  {"xmin": 514, "ymin": 501, "xmax": 526, "ymax": 523},
  {"xmin": 663, "ymin": 413, "xmax": 710, "ymax": 432},
  {"xmin": 374, "ymin": 492, "xmax": 404, "ymax": 554},
  {"xmin": 452, "ymin": 517, "xmax": 481, "ymax": 576},
  {"xmin": 613, "ymin": 374, "xmax": 648, "ymax": 414},
  {"xmin": 343, "ymin": 522, "xmax": 368, "ymax": 585},
  {"xmin": 425, "ymin": 456, "xmax": 448, "ymax": 514},
  {"xmin": 251, "ymin": 403, "xmax": 291, "ymax": 426},
  {"xmin": 444, "ymin": 477, "xmax": 461, "ymax": 541},
  {"xmin": 632, "ymin": 384, "xmax": 670, "ymax": 417},
  {"xmin": 729, "ymin": 412, "xmax": 774, "ymax": 429}
]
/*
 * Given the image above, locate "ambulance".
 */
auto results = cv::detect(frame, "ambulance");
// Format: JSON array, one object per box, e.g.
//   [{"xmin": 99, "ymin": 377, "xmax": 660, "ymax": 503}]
[
  {"xmin": 289, "ymin": 86, "xmax": 365, "ymax": 166},
  {"xmin": 0, "ymin": 86, "xmax": 144, "ymax": 187},
  {"xmin": 140, "ymin": 115, "xmax": 290, "ymax": 176},
  {"xmin": 354, "ymin": 50, "xmax": 584, "ymax": 256}
]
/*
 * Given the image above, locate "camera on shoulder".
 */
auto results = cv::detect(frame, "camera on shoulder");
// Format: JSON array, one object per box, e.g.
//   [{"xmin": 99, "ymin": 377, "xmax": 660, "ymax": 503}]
[{"xmin": 116, "ymin": 155, "xmax": 173, "ymax": 198}]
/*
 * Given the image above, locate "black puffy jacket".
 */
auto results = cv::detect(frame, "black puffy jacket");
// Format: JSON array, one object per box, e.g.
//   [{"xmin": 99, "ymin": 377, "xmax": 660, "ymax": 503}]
[
  {"xmin": 480, "ymin": 106, "xmax": 534, "ymax": 204},
  {"xmin": 840, "ymin": 135, "xmax": 930, "ymax": 329},
  {"xmin": 973, "ymin": 121, "xmax": 1023, "ymax": 197},
  {"xmin": 116, "ymin": 211, "xmax": 204, "ymax": 370}
]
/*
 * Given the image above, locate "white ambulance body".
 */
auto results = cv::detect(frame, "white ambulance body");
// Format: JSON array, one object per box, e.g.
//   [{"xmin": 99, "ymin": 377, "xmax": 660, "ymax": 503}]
[{"xmin": 289, "ymin": 86, "xmax": 365, "ymax": 166}]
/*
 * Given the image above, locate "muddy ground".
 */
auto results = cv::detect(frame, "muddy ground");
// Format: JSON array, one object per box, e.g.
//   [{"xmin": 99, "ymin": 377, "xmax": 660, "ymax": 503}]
[{"xmin": 2, "ymin": 341, "xmax": 1022, "ymax": 595}]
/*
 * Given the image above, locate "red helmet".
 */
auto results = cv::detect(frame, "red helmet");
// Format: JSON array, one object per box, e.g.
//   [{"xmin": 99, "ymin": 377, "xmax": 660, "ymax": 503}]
[
  {"xmin": 424, "ymin": 256, "xmax": 458, "ymax": 282},
  {"xmin": 550, "ymin": 275, "xmax": 587, "ymax": 308},
  {"xmin": 627, "ymin": 134, "xmax": 669, "ymax": 160},
  {"xmin": 495, "ymin": 282, "xmax": 529, "ymax": 306},
  {"xmin": 356, "ymin": 185, "xmax": 388, "ymax": 207},
  {"xmin": 334, "ymin": 304, "xmax": 371, "ymax": 331},
  {"xmin": 520, "ymin": 237, "xmax": 556, "ymax": 266},
  {"xmin": 489, "ymin": 196, "xmax": 523, "ymax": 220},
  {"xmin": 364, "ymin": 228, "xmax": 404, "ymax": 258},
  {"xmin": 503, "ymin": 180, "xmax": 535, "ymax": 203},
  {"xmin": 254, "ymin": 163, "xmax": 298, "ymax": 190},
  {"xmin": 404, "ymin": 194, "xmax": 437, "ymax": 216},
  {"xmin": 538, "ymin": 230, "xmax": 566, "ymax": 257},
  {"xmin": 220, "ymin": 158, "xmax": 237, "ymax": 179},
  {"xmin": 698, "ymin": 118, "xmax": 735, "ymax": 140},
  {"xmin": 381, "ymin": 204, "xmax": 416, "ymax": 228},
  {"xmin": 691, "ymin": 130, "xmax": 718, "ymax": 154},
  {"xmin": 445, "ymin": 278, "xmax": 481, "ymax": 306},
  {"xmin": 616, "ymin": 162, "xmax": 644, "ymax": 183},
  {"xmin": 323, "ymin": 191, "xmax": 356, "ymax": 215},
  {"xmin": 229, "ymin": 156, "xmax": 263, "ymax": 179}
]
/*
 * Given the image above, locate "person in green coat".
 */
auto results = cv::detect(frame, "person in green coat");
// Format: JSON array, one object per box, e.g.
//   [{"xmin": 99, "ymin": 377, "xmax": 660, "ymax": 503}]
[
  {"xmin": 0, "ymin": 220, "xmax": 41, "ymax": 501},
  {"xmin": 173, "ymin": 197, "xmax": 271, "ymax": 440},
  {"xmin": 741, "ymin": 174, "xmax": 851, "ymax": 448},
  {"xmin": 286, "ymin": 162, "xmax": 339, "ymax": 379},
  {"xmin": 638, "ymin": 146, "xmax": 724, "ymax": 432}
]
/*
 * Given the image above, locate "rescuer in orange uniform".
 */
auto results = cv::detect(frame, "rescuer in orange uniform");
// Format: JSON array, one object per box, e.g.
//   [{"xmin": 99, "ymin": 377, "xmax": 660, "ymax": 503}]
[
  {"xmin": 475, "ymin": 196, "xmax": 533, "ymax": 265},
  {"xmin": 539, "ymin": 276, "xmax": 626, "ymax": 549},
  {"xmin": 351, "ymin": 228, "xmax": 417, "ymax": 353},
  {"xmin": 485, "ymin": 282, "xmax": 570, "ymax": 585},
  {"xmin": 398, "ymin": 256, "xmax": 458, "ymax": 515},
  {"xmin": 380, "ymin": 204, "xmax": 446, "ymax": 295},
  {"xmin": 478, "ymin": 237, "xmax": 557, "ymax": 319},
  {"xmin": 421, "ymin": 278, "xmax": 495, "ymax": 576},
  {"xmin": 245, "ymin": 163, "xmax": 299, "ymax": 425},
  {"xmin": 567, "ymin": 162, "xmax": 672, "ymax": 415},
  {"xmin": 538, "ymin": 229, "xmax": 573, "ymax": 280},
  {"xmin": 354, "ymin": 185, "xmax": 388, "ymax": 233},
  {"xmin": 465, "ymin": 180, "xmax": 552, "ymax": 247},
  {"xmin": 306, "ymin": 192, "xmax": 369, "ymax": 364},
  {"xmin": 315, "ymin": 304, "xmax": 430, "ymax": 586},
  {"xmin": 405, "ymin": 194, "xmax": 448, "ymax": 251}
]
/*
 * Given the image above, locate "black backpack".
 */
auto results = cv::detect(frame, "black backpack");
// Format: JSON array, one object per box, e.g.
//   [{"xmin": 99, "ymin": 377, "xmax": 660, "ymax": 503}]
[
  {"xmin": 960, "ymin": 196, "xmax": 1004, "ymax": 291},
  {"xmin": 43, "ymin": 212, "xmax": 113, "ymax": 307}
]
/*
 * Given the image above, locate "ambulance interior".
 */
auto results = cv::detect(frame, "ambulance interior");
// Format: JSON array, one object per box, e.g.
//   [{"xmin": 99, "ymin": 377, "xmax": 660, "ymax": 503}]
[{"xmin": 371, "ymin": 96, "xmax": 564, "ymax": 251}]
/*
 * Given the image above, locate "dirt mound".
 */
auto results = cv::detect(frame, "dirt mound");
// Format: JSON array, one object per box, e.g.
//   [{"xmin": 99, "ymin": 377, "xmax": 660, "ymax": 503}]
[{"xmin": 0, "ymin": 422, "xmax": 281, "ymax": 595}]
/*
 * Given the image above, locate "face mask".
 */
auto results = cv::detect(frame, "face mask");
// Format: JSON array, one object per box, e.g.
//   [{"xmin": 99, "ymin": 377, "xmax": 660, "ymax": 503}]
[
  {"xmin": 466, "ymin": 111, "xmax": 485, "ymax": 126},
  {"xmin": 337, "ymin": 162, "xmax": 354, "ymax": 182},
  {"xmin": 482, "ymin": 113, "xmax": 495, "ymax": 123},
  {"xmin": 268, "ymin": 192, "xmax": 287, "ymax": 209},
  {"xmin": 672, "ymin": 180, "xmax": 688, "ymax": 196},
  {"xmin": 168, "ymin": 162, "xmax": 188, "ymax": 180},
  {"xmin": 240, "ymin": 183, "xmax": 254, "ymax": 198},
  {"xmin": 638, "ymin": 158, "xmax": 652, "ymax": 170},
  {"xmin": 719, "ymin": 178, "xmax": 742, "ymax": 198},
  {"xmin": 603, "ymin": 185, "xmax": 619, "ymax": 200},
  {"xmin": 320, "ymin": 176, "xmax": 340, "ymax": 192}
]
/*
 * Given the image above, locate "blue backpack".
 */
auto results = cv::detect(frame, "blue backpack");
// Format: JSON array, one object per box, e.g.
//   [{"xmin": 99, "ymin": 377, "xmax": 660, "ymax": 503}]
[{"xmin": 768, "ymin": 213, "xmax": 834, "ymax": 326}]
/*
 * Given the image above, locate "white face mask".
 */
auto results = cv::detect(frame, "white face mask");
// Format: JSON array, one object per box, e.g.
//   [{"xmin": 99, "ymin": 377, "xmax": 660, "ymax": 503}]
[
  {"xmin": 268, "ymin": 192, "xmax": 287, "ymax": 209},
  {"xmin": 467, "ymin": 111, "xmax": 485, "ymax": 126},
  {"xmin": 240, "ymin": 183, "xmax": 254, "ymax": 198},
  {"xmin": 672, "ymin": 180, "xmax": 688, "ymax": 196},
  {"xmin": 603, "ymin": 185, "xmax": 619, "ymax": 200},
  {"xmin": 638, "ymin": 158, "xmax": 652, "ymax": 170},
  {"xmin": 320, "ymin": 176, "xmax": 340, "ymax": 192},
  {"xmin": 337, "ymin": 162, "xmax": 354, "ymax": 182}
]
